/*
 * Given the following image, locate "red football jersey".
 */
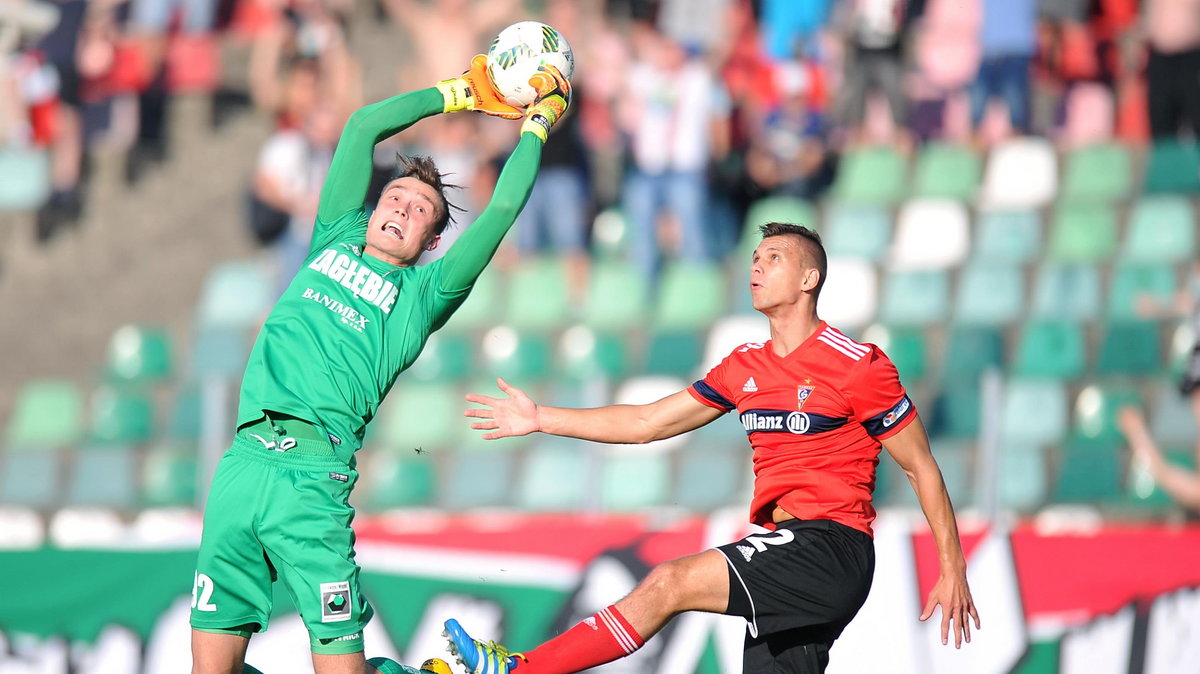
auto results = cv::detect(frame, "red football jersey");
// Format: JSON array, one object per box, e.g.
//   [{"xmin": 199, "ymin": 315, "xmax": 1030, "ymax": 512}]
[{"xmin": 688, "ymin": 321, "xmax": 916, "ymax": 537}]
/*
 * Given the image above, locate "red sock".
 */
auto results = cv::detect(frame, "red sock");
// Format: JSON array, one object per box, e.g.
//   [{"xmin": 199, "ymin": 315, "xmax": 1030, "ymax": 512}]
[{"xmin": 518, "ymin": 605, "xmax": 645, "ymax": 673}]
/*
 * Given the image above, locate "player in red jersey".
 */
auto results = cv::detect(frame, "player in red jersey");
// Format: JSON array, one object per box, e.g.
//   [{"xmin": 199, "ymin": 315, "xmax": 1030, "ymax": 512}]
[{"xmin": 443, "ymin": 222, "xmax": 980, "ymax": 674}]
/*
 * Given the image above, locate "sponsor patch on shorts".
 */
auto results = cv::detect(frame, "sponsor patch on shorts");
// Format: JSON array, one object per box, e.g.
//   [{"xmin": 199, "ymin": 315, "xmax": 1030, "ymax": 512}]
[
  {"xmin": 320, "ymin": 581, "xmax": 352, "ymax": 623},
  {"xmin": 329, "ymin": 472, "xmax": 349, "ymax": 482}
]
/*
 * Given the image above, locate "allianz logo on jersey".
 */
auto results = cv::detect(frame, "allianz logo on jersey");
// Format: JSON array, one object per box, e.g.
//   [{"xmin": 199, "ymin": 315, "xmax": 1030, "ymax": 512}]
[
  {"xmin": 741, "ymin": 410, "xmax": 812, "ymax": 434},
  {"xmin": 307, "ymin": 248, "xmax": 400, "ymax": 314}
]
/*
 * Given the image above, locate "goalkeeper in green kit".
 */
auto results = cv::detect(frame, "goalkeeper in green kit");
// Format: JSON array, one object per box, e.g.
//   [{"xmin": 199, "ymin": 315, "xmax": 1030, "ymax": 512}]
[{"xmin": 189, "ymin": 55, "xmax": 570, "ymax": 674}]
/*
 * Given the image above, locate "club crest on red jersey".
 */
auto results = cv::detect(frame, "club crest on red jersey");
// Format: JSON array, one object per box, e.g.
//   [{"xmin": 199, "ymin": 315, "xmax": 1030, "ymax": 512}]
[{"xmin": 797, "ymin": 385, "xmax": 815, "ymax": 410}]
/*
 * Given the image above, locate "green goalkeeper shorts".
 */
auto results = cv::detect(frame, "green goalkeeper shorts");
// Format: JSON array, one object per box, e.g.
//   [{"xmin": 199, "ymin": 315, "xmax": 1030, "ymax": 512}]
[{"xmin": 189, "ymin": 427, "xmax": 373, "ymax": 645}]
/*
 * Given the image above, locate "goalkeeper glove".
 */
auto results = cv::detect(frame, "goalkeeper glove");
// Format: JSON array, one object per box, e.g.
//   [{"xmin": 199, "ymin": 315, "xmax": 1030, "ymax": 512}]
[
  {"xmin": 435, "ymin": 54, "xmax": 523, "ymax": 119},
  {"xmin": 520, "ymin": 65, "xmax": 572, "ymax": 142}
]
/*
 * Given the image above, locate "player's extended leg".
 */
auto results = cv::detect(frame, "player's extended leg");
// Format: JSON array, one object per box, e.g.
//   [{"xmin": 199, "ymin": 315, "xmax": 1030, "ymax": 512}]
[
  {"xmin": 191, "ymin": 629, "xmax": 250, "ymax": 674},
  {"xmin": 445, "ymin": 549, "xmax": 729, "ymax": 674}
]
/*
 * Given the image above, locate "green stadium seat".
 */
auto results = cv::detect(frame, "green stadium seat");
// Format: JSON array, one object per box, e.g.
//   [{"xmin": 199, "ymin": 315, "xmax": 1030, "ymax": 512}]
[
  {"xmin": 1031, "ymin": 263, "xmax": 1101, "ymax": 321},
  {"xmin": 1108, "ymin": 262, "xmax": 1177, "ymax": 320},
  {"xmin": 832, "ymin": 145, "xmax": 907, "ymax": 204},
  {"xmin": 360, "ymin": 451, "xmax": 435, "ymax": 510},
  {"xmin": 1000, "ymin": 379, "xmax": 1068, "ymax": 446},
  {"xmin": 954, "ymin": 265, "xmax": 1024, "ymax": 326},
  {"xmin": 942, "ymin": 326, "xmax": 1005, "ymax": 384},
  {"xmin": 479, "ymin": 328, "xmax": 552, "ymax": 383},
  {"xmin": 440, "ymin": 266, "xmax": 503, "ymax": 334},
  {"xmin": 1072, "ymin": 383, "xmax": 1142, "ymax": 444},
  {"xmin": 861, "ymin": 325, "xmax": 927, "ymax": 383},
  {"xmin": 196, "ymin": 261, "xmax": 274, "ymax": 331},
  {"xmin": 1014, "ymin": 321, "xmax": 1086, "ymax": 379},
  {"xmin": 997, "ymin": 444, "xmax": 1047, "ymax": 511},
  {"xmin": 601, "ymin": 451, "xmax": 670, "ymax": 511},
  {"xmin": 878, "ymin": 270, "xmax": 950, "ymax": 326},
  {"xmin": 105, "ymin": 325, "xmax": 173, "ymax": 385},
  {"xmin": 1052, "ymin": 439, "xmax": 1122, "ymax": 504},
  {"xmin": 142, "ymin": 443, "xmax": 198, "ymax": 507},
  {"xmin": 6, "ymin": 378, "xmax": 85, "ymax": 448},
  {"xmin": 583, "ymin": 260, "xmax": 650, "ymax": 332},
  {"xmin": 931, "ymin": 379, "xmax": 982, "ymax": 439},
  {"xmin": 518, "ymin": 439, "xmax": 592, "ymax": 511},
  {"xmin": 505, "ymin": 258, "xmax": 572, "ymax": 332},
  {"xmin": 0, "ymin": 449, "xmax": 61, "ymax": 508},
  {"xmin": 912, "ymin": 142, "xmax": 981, "ymax": 201},
  {"xmin": 823, "ymin": 204, "xmax": 892, "ymax": 261},
  {"xmin": 167, "ymin": 385, "xmax": 203, "ymax": 442},
  {"xmin": 370, "ymin": 382, "xmax": 460, "ymax": 451},
  {"xmin": 558, "ymin": 327, "xmax": 630, "ymax": 382},
  {"xmin": 973, "ymin": 210, "xmax": 1041, "ymax": 264},
  {"xmin": 1150, "ymin": 381, "xmax": 1198, "ymax": 448},
  {"xmin": 737, "ymin": 197, "xmax": 817, "ymax": 263},
  {"xmin": 1059, "ymin": 143, "xmax": 1132, "ymax": 203},
  {"xmin": 673, "ymin": 445, "xmax": 743, "ymax": 511},
  {"xmin": 1123, "ymin": 196, "xmax": 1196, "ymax": 262},
  {"xmin": 0, "ymin": 147, "xmax": 51, "ymax": 211},
  {"xmin": 654, "ymin": 263, "xmax": 727, "ymax": 330},
  {"xmin": 1143, "ymin": 140, "xmax": 1200, "ymax": 194},
  {"xmin": 644, "ymin": 332, "xmax": 704, "ymax": 378},
  {"xmin": 1046, "ymin": 202, "xmax": 1118, "ymax": 262},
  {"xmin": 65, "ymin": 444, "xmax": 139, "ymax": 509},
  {"xmin": 190, "ymin": 328, "xmax": 250, "ymax": 378},
  {"xmin": 442, "ymin": 450, "xmax": 515, "ymax": 509},
  {"xmin": 90, "ymin": 387, "xmax": 155, "ymax": 445},
  {"xmin": 1096, "ymin": 321, "xmax": 1162, "ymax": 376},
  {"xmin": 406, "ymin": 332, "xmax": 474, "ymax": 382}
]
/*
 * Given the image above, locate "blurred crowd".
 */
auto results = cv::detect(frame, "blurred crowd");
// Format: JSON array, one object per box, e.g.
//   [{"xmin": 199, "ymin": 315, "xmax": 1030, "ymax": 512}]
[{"xmin": 2, "ymin": 0, "xmax": 1199, "ymax": 283}]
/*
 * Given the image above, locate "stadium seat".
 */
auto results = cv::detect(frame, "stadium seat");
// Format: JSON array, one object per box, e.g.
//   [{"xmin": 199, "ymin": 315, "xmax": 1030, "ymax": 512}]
[
  {"xmin": 1053, "ymin": 439, "xmax": 1122, "ymax": 504},
  {"xmin": 1072, "ymin": 383, "xmax": 1142, "ymax": 444},
  {"xmin": 517, "ymin": 439, "xmax": 592, "ymax": 511},
  {"xmin": 0, "ymin": 147, "xmax": 51, "ymax": 211},
  {"xmin": 505, "ymin": 258, "xmax": 572, "ymax": 332},
  {"xmin": 65, "ymin": 444, "xmax": 139, "ymax": 509},
  {"xmin": 654, "ymin": 263, "xmax": 728, "ymax": 331},
  {"xmin": 912, "ymin": 142, "xmax": 981, "ymax": 201},
  {"xmin": 440, "ymin": 266, "xmax": 503, "ymax": 334},
  {"xmin": 979, "ymin": 137, "xmax": 1058, "ymax": 209},
  {"xmin": 601, "ymin": 451, "xmax": 670, "ymax": 511},
  {"xmin": 816, "ymin": 258, "xmax": 877, "ymax": 329},
  {"xmin": 954, "ymin": 265, "xmax": 1024, "ymax": 326},
  {"xmin": 142, "ymin": 443, "xmax": 198, "ymax": 507},
  {"xmin": 105, "ymin": 324, "xmax": 173, "ymax": 385},
  {"xmin": 973, "ymin": 209, "xmax": 1041, "ymax": 264},
  {"xmin": 406, "ymin": 332, "xmax": 474, "ymax": 382},
  {"xmin": 1000, "ymin": 379, "xmax": 1068, "ymax": 446},
  {"xmin": 558, "ymin": 327, "xmax": 631, "ymax": 382},
  {"xmin": 673, "ymin": 445, "xmax": 744, "ymax": 511},
  {"xmin": 878, "ymin": 270, "xmax": 950, "ymax": 326},
  {"xmin": 644, "ymin": 331, "xmax": 704, "ymax": 378},
  {"xmin": 1046, "ymin": 202, "xmax": 1118, "ymax": 263},
  {"xmin": 1059, "ymin": 143, "xmax": 1132, "ymax": 203},
  {"xmin": 0, "ymin": 448, "xmax": 61, "ymax": 508},
  {"xmin": 996, "ymin": 444, "xmax": 1048, "ymax": 511},
  {"xmin": 737, "ymin": 197, "xmax": 817, "ymax": 263},
  {"xmin": 90, "ymin": 387, "xmax": 155, "ymax": 445},
  {"xmin": 189, "ymin": 327, "xmax": 251, "ymax": 378},
  {"xmin": 195, "ymin": 261, "xmax": 274, "ymax": 331},
  {"xmin": 860, "ymin": 325, "xmax": 928, "ymax": 383},
  {"xmin": 1014, "ymin": 321, "xmax": 1087, "ymax": 379},
  {"xmin": 831, "ymin": 145, "xmax": 907, "ymax": 205},
  {"xmin": 1031, "ymin": 263, "xmax": 1101, "ymax": 321},
  {"xmin": 166, "ymin": 384, "xmax": 203, "ymax": 442},
  {"xmin": 1107, "ymin": 262, "xmax": 1177, "ymax": 320},
  {"xmin": 1143, "ymin": 140, "xmax": 1200, "ymax": 194},
  {"xmin": 1123, "ymin": 195, "xmax": 1196, "ymax": 263},
  {"xmin": 442, "ymin": 450, "xmax": 515, "ymax": 510},
  {"xmin": 1150, "ymin": 381, "xmax": 1198, "ymax": 448},
  {"xmin": 6, "ymin": 378, "xmax": 85, "ymax": 448},
  {"xmin": 823, "ymin": 204, "xmax": 892, "ymax": 261},
  {"xmin": 702, "ymin": 315, "xmax": 769, "ymax": 372},
  {"xmin": 930, "ymin": 378, "xmax": 982, "ymax": 439},
  {"xmin": 370, "ymin": 382, "xmax": 460, "ymax": 451},
  {"xmin": 889, "ymin": 199, "xmax": 970, "ymax": 270},
  {"xmin": 591, "ymin": 208, "xmax": 631, "ymax": 262},
  {"xmin": 479, "ymin": 326, "xmax": 552, "ymax": 383},
  {"xmin": 1096, "ymin": 321, "xmax": 1162, "ymax": 376},
  {"xmin": 942, "ymin": 326, "xmax": 1005, "ymax": 384},
  {"xmin": 583, "ymin": 260, "xmax": 650, "ymax": 332},
  {"xmin": 359, "ymin": 451, "xmax": 435, "ymax": 510}
]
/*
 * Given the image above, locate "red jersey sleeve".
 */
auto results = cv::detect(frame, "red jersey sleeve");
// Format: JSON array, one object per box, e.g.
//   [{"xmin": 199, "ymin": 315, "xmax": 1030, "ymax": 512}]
[
  {"xmin": 848, "ymin": 348, "xmax": 916, "ymax": 441},
  {"xmin": 688, "ymin": 351, "xmax": 738, "ymax": 412}
]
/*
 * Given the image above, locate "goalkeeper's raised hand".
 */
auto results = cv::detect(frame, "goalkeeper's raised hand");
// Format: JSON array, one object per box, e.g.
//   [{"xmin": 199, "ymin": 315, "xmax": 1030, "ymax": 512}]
[
  {"xmin": 436, "ymin": 54, "xmax": 523, "ymax": 119},
  {"xmin": 520, "ymin": 65, "xmax": 571, "ymax": 142}
]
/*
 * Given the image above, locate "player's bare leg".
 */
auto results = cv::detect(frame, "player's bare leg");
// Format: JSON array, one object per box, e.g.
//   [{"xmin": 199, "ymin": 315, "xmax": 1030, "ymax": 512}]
[
  {"xmin": 613, "ymin": 548, "xmax": 732, "ymax": 639},
  {"xmin": 312, "ymin": 651, "xmax": 369, "ymax": 674},
  {"xmin": 191, "ymin": 629, "xmax": 249, "ymax": 674}
]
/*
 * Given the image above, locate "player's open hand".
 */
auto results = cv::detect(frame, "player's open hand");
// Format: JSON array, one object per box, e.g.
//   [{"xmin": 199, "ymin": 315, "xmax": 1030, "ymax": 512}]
[
  {"xmin": 436, "ymin": 54, "xmax": 524, "ymax": 119},
  {"xmin": 920, "ymin": 569, "xmax": 980, "ymax": 648},
  {"xmin": 464, "ymin": 377, "xmax": 540, "ymax": 439}
]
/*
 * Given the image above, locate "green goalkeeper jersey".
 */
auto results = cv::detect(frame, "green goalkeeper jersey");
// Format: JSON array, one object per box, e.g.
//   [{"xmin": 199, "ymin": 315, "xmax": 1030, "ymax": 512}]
[{"xmin": 236, "ymin": 88, "xmax": 542, "ymax": 466}]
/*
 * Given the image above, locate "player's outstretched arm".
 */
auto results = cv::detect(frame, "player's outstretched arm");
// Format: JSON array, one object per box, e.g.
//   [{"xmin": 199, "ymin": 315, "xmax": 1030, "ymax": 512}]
[
  {"xmin": 1119, "ymin": 406, "xmax": 1200, "ymax": 510},
  {"xmin": 438, "ymin": 65, "xmax": 572, "ymax": 293},
  {"xmin": 465, "ymin": 378, "xmax": 722, "ymax": 443},
  {"xmin": 884, "ymin": 415, "xmax": 981, "ymax": 648}
]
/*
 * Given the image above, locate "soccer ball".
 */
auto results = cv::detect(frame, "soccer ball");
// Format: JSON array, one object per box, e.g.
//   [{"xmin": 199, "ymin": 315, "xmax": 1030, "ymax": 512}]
[{"xmin": 485, "ymin": 21, "xmax": 574, "ymax": 108}]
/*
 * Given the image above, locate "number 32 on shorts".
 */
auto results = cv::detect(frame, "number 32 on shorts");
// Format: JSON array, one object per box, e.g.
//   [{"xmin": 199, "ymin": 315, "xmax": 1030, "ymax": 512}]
[{"xmin": 192, "ymin": 570, "xmax": 218, "ymax": 612}]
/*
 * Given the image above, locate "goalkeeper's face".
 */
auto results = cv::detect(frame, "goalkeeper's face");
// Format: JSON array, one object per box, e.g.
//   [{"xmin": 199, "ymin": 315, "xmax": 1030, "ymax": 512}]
[{"xmin": 365, "ymin": 177, "xmax": 444, "ymax": 265}]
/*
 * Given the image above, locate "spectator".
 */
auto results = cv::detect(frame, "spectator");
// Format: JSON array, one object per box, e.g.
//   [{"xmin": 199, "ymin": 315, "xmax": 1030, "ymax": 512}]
[
  {"xmin": 1143, "ymin": 0, "xmax": 1200, "ymax": 140},
  {"xmin": 971, "ymin": 0, "xmax": 1038, "ymax": 140},
  {"xmin": 381, "ymin": 0, "xmax": 520, "ymax": 92},
  {"xmin": 833, "ymin": 0, "xmax": 915, "ymax": 149}
]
